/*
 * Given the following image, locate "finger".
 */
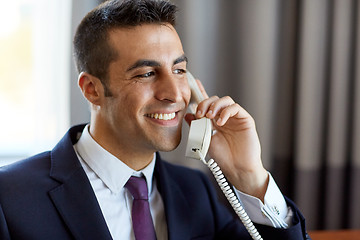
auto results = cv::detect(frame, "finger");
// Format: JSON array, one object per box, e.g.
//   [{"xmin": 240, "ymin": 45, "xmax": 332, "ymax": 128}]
[
  {"xmin": 195, "ymin": 79, "xmax": 209, "ymax": 99},
  {"xmin": 205, "ymin": 96, "xmax": 235, "ymax": 119},
  {"xmin": 196, "ymin": 95, "xmax": 219, "ymax": 118},
  {"xmin": 216, "ymin": 103, "xmax": 250, "ymax": 126}
]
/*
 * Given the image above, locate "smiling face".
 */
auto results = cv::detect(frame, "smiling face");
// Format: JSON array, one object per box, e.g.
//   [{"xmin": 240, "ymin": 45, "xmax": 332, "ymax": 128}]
[{"xmin": 85, "ymin": 23, "xmax": 190, "ymax": 166}]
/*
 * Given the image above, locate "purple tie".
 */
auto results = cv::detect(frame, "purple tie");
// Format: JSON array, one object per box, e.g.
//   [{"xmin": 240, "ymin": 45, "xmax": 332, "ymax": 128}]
[{"xmin": 125, "ymin": 176, "xmax": 157, "ymax": 240}]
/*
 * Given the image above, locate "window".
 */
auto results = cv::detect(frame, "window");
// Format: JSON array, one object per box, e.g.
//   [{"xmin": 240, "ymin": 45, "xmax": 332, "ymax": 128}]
[{"xmin": 0, "ymin": 0, "xmax": 72, "ymax": 166}]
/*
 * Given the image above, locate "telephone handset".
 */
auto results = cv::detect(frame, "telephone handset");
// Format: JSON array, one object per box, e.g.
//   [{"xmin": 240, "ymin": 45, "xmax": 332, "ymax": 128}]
[
  {"xmin": 185, "ymin": 72, "xmax": 263, "ymax": 240},
  {"xmin": 185, "ymin": 72, "xmax": 212, "ymax": 161}
]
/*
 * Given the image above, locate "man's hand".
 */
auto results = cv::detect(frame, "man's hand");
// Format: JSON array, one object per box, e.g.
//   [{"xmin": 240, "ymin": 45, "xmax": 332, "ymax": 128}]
[{"xmin": 184, "ymin": 80, "xmax": 269, "ymax": 202}]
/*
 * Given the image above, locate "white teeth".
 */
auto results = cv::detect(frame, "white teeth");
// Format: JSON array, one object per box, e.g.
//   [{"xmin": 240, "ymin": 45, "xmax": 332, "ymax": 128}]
[{"xmin": 147, "ymin": 112, "xmax": 176, "ymax": 120}]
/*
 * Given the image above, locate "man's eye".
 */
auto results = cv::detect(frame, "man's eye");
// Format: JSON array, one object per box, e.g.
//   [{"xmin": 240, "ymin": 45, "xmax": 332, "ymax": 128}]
[
  {"xmin": 136, "ymin": 72, "xmax": 155, "ymax": 78},
  {"xmin": 174, "ymin": 69, "xmax": 186, "ymax": 74}
]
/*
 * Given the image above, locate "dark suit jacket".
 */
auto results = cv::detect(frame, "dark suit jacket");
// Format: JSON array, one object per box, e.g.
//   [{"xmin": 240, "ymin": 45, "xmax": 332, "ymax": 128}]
[{"xmin": 0, "ymin": 125, "xmax": 309, "ymax": 240}]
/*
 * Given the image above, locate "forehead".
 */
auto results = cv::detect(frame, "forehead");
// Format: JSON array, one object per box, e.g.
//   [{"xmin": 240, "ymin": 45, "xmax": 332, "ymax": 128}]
[{"xmin": 107, "ymin": 24, "xmax": 184, "ymax": 65}]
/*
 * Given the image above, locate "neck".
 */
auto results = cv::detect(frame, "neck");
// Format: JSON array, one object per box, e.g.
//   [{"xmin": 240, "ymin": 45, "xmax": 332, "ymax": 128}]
[
  {"xmin": 121, "ymin": 153, "xmax": 155, "ymax": 171},
  {"xmin": 89, "ymin": 122, "xmax": 155, "ymax": 171}
]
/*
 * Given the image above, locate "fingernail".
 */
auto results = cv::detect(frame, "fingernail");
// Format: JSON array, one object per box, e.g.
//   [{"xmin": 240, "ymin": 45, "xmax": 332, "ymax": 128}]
[
  {"xmin": 207, "ymin": 110, "xmax": 213, "ymax": 117},
  {"xmin": 217, "ymin": 117, "xmax": 222, "ymax": 125},
  {"xmin": 197, "ymin": 110, "xmax": 202, "ymax": 116}
]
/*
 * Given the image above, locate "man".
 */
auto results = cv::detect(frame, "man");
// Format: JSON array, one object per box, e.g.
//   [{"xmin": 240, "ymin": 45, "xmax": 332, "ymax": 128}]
[{"xmin": 0, "ymin": 0, "xmax": 309, "ymax": 239}]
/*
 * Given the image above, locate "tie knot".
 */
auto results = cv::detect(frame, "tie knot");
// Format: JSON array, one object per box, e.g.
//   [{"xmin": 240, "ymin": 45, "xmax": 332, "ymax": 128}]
[{"xmin": 125, "ymin": 176, "xmax": 148, "ymax": 200}]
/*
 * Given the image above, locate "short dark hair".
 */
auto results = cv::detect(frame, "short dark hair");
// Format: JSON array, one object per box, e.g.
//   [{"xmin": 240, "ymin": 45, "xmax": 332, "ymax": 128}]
[{"xmin": 73, "ymin": 0, "xmax": 178, "ymax": 95}]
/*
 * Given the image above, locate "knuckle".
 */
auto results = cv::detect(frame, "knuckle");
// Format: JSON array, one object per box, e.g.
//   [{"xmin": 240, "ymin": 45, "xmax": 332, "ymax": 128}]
[
  {"xmin": 232, "ymin": 103, "xmax": 240, "ymax": 108},
  {"xmin": 224, "ymin": 95, "xmax": 234, "ymax": 102},
  {"xmin": 211, "ymin": 95, "xmax": 220, "ymax": 101}
]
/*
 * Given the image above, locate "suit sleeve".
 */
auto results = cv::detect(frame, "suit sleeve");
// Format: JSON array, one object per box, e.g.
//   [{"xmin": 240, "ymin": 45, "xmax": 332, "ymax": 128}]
[{"xmin": 0, "ymin": 203, "xmax": 11, "ymax": 240}]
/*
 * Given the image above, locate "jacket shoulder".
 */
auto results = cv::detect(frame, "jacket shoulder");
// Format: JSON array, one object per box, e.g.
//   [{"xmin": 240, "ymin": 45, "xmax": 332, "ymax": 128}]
[{"xmin": 0, "ymin": 151, "xmax": 51, "ymax": 180}]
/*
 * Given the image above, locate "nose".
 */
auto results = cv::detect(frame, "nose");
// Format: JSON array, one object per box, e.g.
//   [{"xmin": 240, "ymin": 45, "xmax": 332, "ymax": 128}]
[{"xmin": 155, "ymin": 72, "xmax": 185, "ymax": 103}]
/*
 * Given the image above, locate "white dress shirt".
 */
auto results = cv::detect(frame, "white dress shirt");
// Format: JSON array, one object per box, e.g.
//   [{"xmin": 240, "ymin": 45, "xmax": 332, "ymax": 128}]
[{"xmin": 73, "ymin": 125, "xmax": 291, "ymax": 240}]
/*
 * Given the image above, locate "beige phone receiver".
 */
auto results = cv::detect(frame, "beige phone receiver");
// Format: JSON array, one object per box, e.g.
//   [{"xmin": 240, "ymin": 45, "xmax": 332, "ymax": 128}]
[{"xmin": 185, "ymin": 72, "xmax": 212, "ymax": 161}]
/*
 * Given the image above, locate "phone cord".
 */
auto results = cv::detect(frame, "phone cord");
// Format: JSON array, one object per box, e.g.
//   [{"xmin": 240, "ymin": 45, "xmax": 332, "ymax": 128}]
[{"xmin": 200, "ymin": 154, "xmax": 263, "ymax": 240}]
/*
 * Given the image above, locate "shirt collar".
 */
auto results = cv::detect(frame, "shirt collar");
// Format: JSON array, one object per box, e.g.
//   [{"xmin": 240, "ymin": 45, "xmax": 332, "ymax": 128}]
[{"xmin": 74, "ymin": 124, "xmax": 156, "ymax": 195}]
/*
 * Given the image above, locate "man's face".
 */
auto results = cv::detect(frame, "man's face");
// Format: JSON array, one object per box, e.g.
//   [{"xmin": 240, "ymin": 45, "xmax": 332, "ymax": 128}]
[{"xmin": 96, "ymin": 24, "xmax": 190, "ymax": 156}]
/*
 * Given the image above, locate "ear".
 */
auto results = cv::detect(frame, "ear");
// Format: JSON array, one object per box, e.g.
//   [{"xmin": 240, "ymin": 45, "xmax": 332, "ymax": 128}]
[{"xmin": 78, "ymin": 72, "xmax": 104, "ymax": 106}]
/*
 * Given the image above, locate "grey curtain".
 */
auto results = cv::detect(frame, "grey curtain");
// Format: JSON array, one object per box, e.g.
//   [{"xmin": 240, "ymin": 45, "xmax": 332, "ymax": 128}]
[{"xmin": 160, "ymin": 0, "xmax": 360, "ymax": 230}]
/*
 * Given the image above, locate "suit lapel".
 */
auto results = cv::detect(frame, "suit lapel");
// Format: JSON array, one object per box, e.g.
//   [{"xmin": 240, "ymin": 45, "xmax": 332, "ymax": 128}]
[
  {"xmin": 155, "ymin": 154, "xmax": 192, "ymax": 240},
  {"xmin": 49, "ymin": 125, "xmax": 112, "ymax": 240}
]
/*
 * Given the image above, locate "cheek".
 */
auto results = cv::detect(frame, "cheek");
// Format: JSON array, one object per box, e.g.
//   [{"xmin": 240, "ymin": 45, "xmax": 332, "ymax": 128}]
[{"xmin": 123, "ymin": 86, "xmax": 153, "ymax": 113}]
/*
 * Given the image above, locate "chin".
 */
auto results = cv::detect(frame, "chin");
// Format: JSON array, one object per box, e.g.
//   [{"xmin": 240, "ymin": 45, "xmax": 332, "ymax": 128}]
[
  {"xmin": 157, "ymin": 139, "xmax": 181, "ymax": 152},
  {"xmin": 158, "ymin": 143, "xmax": 180, "ymax": 152},
  {"xmin": 155, "ymin": 133, "xmax": 182, "ymax": 152}
]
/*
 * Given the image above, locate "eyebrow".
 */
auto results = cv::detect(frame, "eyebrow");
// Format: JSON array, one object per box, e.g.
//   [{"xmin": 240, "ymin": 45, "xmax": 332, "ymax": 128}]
[
  {"xmin": 126, "ymin": 60, "xmax": 161, "ymax": 72},
  {"xmin": 173, "ymin": 54, "xmax": 188, "ymax": 65},
  {"xmin": 126, "ymin": 54, "xmax": 188, "ymax": 72}
]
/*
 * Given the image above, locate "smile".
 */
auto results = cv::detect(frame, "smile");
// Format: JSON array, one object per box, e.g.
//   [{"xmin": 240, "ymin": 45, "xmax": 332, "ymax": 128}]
[{"xmin": 146, "ymin": 112, "xmax": 176, "ymax": 120}]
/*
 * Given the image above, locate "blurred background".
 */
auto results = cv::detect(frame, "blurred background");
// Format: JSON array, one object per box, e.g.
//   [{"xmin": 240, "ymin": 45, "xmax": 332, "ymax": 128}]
[{"xmin": 0, "ymin": 0, "xmax": 359, "ymax": 231}]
